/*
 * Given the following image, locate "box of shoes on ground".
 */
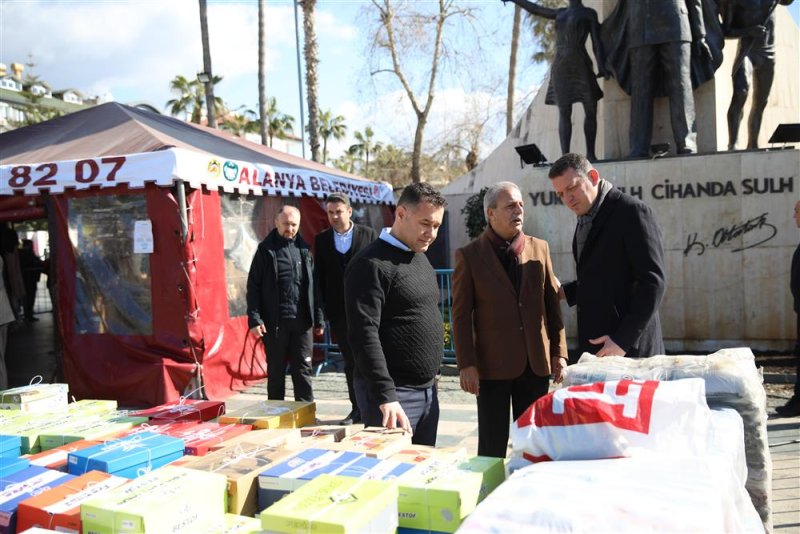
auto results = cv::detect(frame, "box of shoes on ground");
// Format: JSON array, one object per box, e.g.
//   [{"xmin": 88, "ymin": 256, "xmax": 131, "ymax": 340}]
[
  {"xmin": 335, "ymin": 456, "xmax": 418, "ymax": 481},
  {"xmin": 79, "ymin": 466, "xmax": 227, "ymax": 533},
  {"xmin": 126, "ymin": 421, "xmax": 253, "ymax": 456},
  {"xmin": 257, "ymin": 448, "xmax": 364, "ymax": 509},
  {"xmin": 209, "ymin": 427, "xmax": 301, "ymax": 452},
  {"xmin": 397, "ymin": 456, "xmax": 505, "ymax": 533},
  {"xmin": 0, "ymin": 466, "xmax": 76, "ymax": 534},
  {"xmin": 298, "ymin": 425, "xmax": 348, "ymax": 446},
  {"xmin": 15, "ymin": 471, "xmax": 128, "ymax": 533},
  {"xmin": 67, "ymin": 432, "xmax": 184, "ymax": 478},
  {"xmin": 388, "ymin": 446, "xmax": 467, "ymax": 466},
  {"xmin": 25, "ymin": 439, "xmax": 101, "ymax": 471},
  {"xmin": 260, "ymin": 474, "xmax": 398, "ymax": 533},
  {"xmin": 0, "ymin": 456, "xmax": 29, "ymax": 478},
  {"xmin": 205, "ymin": 513, "xmax": 264, "ymax": 533},
  {"xmin": 0, "ymin": 383, "xmax": 68, "ymax": 412},
  {"xmin": 0, "ymin": 435, "xmax": 21, "ymax": 458},
  {"xmin": 181, "ymin": 442, "xmax": 295, "ymax": 517},
  {"xmin": 131, "ymin": 399, "xmax": 226, "ymax": 422},
  {"xmin": 219, "ymin": 400, "xmax": 315, "ymax": 429},
  {"xmin": 38, "ymin": 415, "xmax": 147, "ymax": 451},
  {"xmin": 326, "ymin": 427, "xmax": 413, "ymax": 459}
]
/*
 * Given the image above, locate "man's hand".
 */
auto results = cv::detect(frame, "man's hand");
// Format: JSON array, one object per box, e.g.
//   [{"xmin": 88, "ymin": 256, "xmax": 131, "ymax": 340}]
[
  {"xmin": 555, "ymin": 277, "xmax": 566, "ymax": 301},
  {"xmin": 459, "ymin": 366, "xmax": 480, "ymax": 395},
  {"xmin": 379, "ymin": 402, "xmax": 412, "ymax": 434},
  {"xmin": 695, "ymin": 37, "xmax": 712, "ymax": 61},
  {"xmin": 313, "ymin": 325, "xmax": 325, "ymax": 337},
  {"xmin": 589, "ymin": 335, "xmax": 626, "ymax": 357},
  {"xmin": 249, "ymin": 324, "xmax": 266, "ymax": 338},
  {"xmin": 551, "ymin": 356, "xmax": 568, "ymax": 384}
]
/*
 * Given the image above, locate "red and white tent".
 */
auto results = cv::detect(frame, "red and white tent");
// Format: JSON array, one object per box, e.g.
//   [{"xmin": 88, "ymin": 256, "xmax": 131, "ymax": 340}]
[{"xmin": 0, "ymin": 102, "xmax": 393, "ymax": 406}]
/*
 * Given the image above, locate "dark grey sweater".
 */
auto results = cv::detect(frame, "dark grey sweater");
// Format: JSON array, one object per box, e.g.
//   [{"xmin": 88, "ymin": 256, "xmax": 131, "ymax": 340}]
[{"xmin": 344, "ymin": 239, "xmax": 443, "ymax": 404}]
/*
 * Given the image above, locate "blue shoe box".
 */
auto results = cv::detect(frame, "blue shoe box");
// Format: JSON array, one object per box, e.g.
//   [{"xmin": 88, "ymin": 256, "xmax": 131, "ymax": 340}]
[
  {"xmin": 0, "ymin": 465, "xmax": 75, "ymax": 533},
  {"xmin": 0, "ymin": 436, "xmax": 21, "ymax": 458},
  {"xmin": 0, "ymin": 457, "xmax": 29, "ymax": 478},
  {"xmin": 67, "ymin": 431, "xmax": 184, "ymax": 478},
  {"xmin": 336, "ymin": 456, "xmax": 417, "ymax": 481},
  {"xmin": 257, "ymin": 448, "xmax": 364, "ymax": 509}
]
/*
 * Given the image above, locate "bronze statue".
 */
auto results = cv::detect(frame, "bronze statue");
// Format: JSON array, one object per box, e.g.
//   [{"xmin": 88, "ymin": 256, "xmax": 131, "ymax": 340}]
[
  {"xmin": 722, "ymin": 0, "xmax": 795, "ymax": 150},
  {"xmin": 601, "ymin": 0, "xmax": 724, "ymax": 158},
  {"xmin": 506, "ymin": 0, "xmax": 609, "ymax": 162}
]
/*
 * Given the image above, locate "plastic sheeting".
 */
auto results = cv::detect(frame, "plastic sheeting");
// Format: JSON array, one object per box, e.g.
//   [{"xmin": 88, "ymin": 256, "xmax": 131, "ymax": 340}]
[{"xmin": 560, "ymin": 348, "xmax": 773, "ymax": 532}]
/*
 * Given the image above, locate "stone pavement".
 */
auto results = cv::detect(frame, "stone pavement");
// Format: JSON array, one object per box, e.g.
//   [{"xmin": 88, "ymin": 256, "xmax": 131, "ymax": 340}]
[{"xmin": 232, "ymin": 370, "xmax": 800, "ymax": 531}]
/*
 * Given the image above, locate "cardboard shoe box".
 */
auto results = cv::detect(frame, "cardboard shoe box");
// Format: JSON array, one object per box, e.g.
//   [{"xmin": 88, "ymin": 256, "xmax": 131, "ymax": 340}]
[
  {"xmin": 67, "ymin": 431, "xmax": 184, "ymax": 478},
  {"xmin": 79, "ymin": 466, "xmax": 227, "ymax": 533},
  {"xmin": 325, "ymin": 427, "xmax": 413, "ymax": 459},
  {"xmin": 180, "ymin": 443, "xmax": 295, "ymax": 517},
  {"xmin": 0, "ymin": 466, "xmax": 76, "ymax": 534},
  {"xmin": 15, "ymin": 471, "xmax": 128, "ymax": 533},
  {"xmin": 131, "ymin": 399, "xmax": 226, "ymax": 422},
  {"xmin": 219, "ymin": 400, "xmax": 315, "ymax": 429},
  {"xmin": 260, "ymin": 474, "xmax": 398, "ymax": 533},
  {"xmin": 257, "ymin": 448, "xmax": 364, "ymax": 509}
]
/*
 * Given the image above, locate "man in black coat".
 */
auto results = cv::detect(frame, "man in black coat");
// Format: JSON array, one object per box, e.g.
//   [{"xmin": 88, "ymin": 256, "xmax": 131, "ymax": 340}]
[
  {"xmin": 247, "ymin": 205, "xmax": 324, "ymax": 402},
  {"xmin": 314, "ymin": 193, "xmax": 377, "ymax": 425},
  {"xmin": 548, "ymin": 153, "xmax": 667, "ymax": 359},
  {"xmin": 776, "ymin": 200, "xmax": 800, "ymax": 417}
]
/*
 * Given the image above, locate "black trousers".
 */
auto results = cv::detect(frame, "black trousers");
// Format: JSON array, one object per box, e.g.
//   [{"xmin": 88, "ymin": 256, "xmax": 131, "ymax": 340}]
[
  {"xmin": 330, "ymin": 319, "xmax": 358, "ymax": 414},
  {"xmin": 354, "ymin": 372, "xmax": 439, "ymax": 446},
  {"xmin": 794, "ymin": 312, "xmax": 799, "ymax": 398},
  {"xmin": 477, "ymin": 365, "xmax": 550, "ymax": 458},
  {"xmin": 263, "ymin": 317, "xmax": 314, "ymax": 402}
]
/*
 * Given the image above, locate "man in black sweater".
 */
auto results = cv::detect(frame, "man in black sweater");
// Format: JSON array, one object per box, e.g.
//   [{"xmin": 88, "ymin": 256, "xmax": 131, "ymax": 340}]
[
  {"xmin": 345, "ymin": 183, "xmax": 446, "ymax": 445},
  {"xmin": 247, "ymin": 205, "xmax": 324, "ymax": 402},
  {"xmin": 314, "ymin": 192, "xmax": 377, "ymax": 425}
]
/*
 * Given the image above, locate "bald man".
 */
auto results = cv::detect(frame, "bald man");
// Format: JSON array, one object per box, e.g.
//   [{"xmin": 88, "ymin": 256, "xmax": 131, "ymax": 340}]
[{"xmin": 247, "ymin": 205, "xmax": 324, "ymax": 402}]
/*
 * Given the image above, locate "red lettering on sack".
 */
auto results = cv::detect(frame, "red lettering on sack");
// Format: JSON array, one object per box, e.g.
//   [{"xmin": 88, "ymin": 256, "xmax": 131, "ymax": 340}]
[{"xmin": 517, "ymin": 380, "xmax": 659, "ymax": 434}]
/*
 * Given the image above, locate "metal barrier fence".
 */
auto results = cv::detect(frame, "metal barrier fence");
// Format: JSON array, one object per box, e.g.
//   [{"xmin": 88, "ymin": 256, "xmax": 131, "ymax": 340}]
[{"xmin": 313, "ymin": 268, "xmax": 456, "ymax": 374}]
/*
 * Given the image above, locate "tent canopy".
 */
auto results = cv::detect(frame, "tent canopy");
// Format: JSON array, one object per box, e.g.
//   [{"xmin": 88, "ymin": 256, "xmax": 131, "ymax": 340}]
[{"xmin": 0, "ymin": 102, "xmax": 393, "ymax": 204}]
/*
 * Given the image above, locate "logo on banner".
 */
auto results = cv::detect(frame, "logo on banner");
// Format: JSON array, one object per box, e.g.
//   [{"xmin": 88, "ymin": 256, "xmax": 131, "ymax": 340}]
[
  {"xmin": 222, "ymin": 161, "xmax": 239, "ymax": 182},
  {"xmin": 207, "ymin": 159, "xmax": 221, "ymax": 179},
  {"xmin": 520, "ymin": 379, "xmax": 659, "ymax": 434},
  {"xmin": 372, "ymin": 184, "xmax": 381, "ymax": 198}
]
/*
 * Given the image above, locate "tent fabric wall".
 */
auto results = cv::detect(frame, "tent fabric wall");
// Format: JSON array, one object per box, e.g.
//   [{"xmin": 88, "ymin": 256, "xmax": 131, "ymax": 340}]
[{"xmin": 0, "ymin": 103, "xmax": 394, "ymax": 407}]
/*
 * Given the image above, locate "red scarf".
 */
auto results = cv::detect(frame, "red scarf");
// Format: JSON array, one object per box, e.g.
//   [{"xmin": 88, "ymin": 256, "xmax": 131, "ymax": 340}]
[{"xmin": 485, "ymin": 226, "xmax": 525, "ymax": 292}]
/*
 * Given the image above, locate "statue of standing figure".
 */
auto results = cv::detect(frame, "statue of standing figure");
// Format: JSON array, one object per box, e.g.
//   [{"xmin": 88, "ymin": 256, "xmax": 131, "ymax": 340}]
[
  {"xmin": 505, "ymin": 0, "xmax": 609, "ymax": 162},
  {"xmin": 722, "ymin": 0, "xmax": 795, "ymax": 150},
  {"xmin": 601, "ymin": 0, "xmax": 724, "ymax": 158}
]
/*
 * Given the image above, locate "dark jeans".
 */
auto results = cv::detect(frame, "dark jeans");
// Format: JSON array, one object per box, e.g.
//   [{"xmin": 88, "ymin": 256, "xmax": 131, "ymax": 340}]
[
  {"xmin": 330, "ymin": 319, "xmax": 358, "ymax": 414},
  {"xmin": 354, "ymin": 372, "xmax": 439, "ymax": 446},
  {"xmin": 794, "ymin": 312, "xmax": 799, "ymax": 398},
  {"xmin": 263, "ymin": 317, "xmax": 314, "ymax": 402},
  {"xmin": 477, "ymin": 365, "xmax": 550, "ymax": 458}
]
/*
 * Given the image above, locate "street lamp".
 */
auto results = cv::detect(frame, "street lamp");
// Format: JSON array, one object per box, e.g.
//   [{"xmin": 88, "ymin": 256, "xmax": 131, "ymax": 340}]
[{"xmin": 197, "ymin": 72, "xmax": 211, "ymax": 84}]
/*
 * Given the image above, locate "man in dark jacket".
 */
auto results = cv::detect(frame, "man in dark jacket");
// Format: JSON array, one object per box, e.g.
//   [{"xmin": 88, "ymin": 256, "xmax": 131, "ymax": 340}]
[
  {"xmin": 314, "ymin": 193, "xmax": 377, "ymax": 425},
  {"xmin": 247, "ymin": 205, "xmax": 324, "ymax": 402},
  {"xmin": 775, "ymin": 200, "xmax": 800, "ymax": 417},
  {"xmin": 19, "ymin": 239, "xmax": 44, "ymax": 322},
  {"xmin": 549, "ymin": 153, "xmax": 667, "ymax": 359}
]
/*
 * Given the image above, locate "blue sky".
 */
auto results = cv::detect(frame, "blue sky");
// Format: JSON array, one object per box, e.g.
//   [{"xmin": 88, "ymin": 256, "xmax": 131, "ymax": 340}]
[{"xmin": 1, "ymin": 0, "xmax": 799, "ymax": 162}]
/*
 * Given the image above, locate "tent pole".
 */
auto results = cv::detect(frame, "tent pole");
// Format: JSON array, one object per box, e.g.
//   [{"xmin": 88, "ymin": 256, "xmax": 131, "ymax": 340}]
[{"xmin": 176, "ymin": 180, "xmax": 189, "ymax": 244}]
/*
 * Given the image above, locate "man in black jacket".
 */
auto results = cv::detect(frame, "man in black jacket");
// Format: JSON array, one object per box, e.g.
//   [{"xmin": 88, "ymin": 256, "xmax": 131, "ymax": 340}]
[
  {"xmin": 247, "ymin": 205, "xmax": 324, "ymax": 402},
  {"xmin": 314, "ymin": 193, "xmax": 377, "ymax": 425},
  {"xmin": 776, "ymin": 200, "xmax": 800, "ymax": 417},
  {"xmin": 548, "ymin": 153, "xmax": 667, "ymax": 359},
  {"xmin": 345, "ymin": 183, "xmax": 446, "ymax": 445}
]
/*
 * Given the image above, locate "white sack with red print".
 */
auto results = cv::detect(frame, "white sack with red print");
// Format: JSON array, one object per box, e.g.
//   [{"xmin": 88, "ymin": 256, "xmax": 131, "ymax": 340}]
[{"xmin": 509, "ymin": 378, "xmax": 710, "ymax": 464}]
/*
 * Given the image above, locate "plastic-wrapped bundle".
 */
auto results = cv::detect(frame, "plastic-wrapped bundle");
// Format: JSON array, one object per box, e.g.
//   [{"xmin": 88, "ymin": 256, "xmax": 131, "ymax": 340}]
[
  {"xmin": 509, "ymin": 378, "xmax": 710, "ymax": 463},
  {"xmin": 561, "ymin": 348, "xmax": 771, "ymax": 532},
  {"xmin": 458, "ymin": 454, "xmax": 763, "ymax": 533}
]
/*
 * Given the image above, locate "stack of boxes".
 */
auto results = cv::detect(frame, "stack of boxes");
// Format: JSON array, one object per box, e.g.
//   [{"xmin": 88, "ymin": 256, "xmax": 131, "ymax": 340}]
[{"xmin": 0, "ymin": 384, "xmax": 506, "ymax": 533}]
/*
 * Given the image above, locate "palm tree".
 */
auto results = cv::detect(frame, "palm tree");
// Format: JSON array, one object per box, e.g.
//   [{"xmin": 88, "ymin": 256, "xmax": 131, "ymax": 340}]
[
  {"xmin": 258, "ymin": 0, "xmax": 268, "ymax": 144},
  {"xmin": 264, "ymin": 97, "xmax": 296, "ymax": 147},
  {"xmin": 332, "ymin": 146, "xmax": 360, "ymax": 174},
  {"xmin": 507, "ymin": 3, "xmax": 522, "ymax": 135},
  {"xmin": 198, "ymin": 0, "xmax": 217, "ymax": 128},
  {"xmin": 221, "ymin": 107, "xmax": 257, "ymax": 137},
  {"xmin": 350, "ymin": 127, "xmax": 383, "ymax": 178},
  {"xmin": 299, "ymin": 0, "xmax": 321, "ymax": 161},
  {"xmin": 316, "ymin": 109, "xmax": 347, "ymax": 165},
  {"xmin": 167, "ymin": 74, "xmax": 224, "ymax": 124}
]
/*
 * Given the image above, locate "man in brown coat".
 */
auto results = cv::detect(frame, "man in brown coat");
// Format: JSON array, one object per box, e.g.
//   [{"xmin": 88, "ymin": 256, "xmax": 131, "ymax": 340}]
[{"xmin": 452, "ymin": 181, "xmax": 568, "ymax": 458}]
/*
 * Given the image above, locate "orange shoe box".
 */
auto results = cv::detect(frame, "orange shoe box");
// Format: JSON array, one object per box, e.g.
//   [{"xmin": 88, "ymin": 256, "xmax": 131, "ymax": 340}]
[{"xmin": 24, "ymin": 440, "xmax": 102, "ymax": 471}]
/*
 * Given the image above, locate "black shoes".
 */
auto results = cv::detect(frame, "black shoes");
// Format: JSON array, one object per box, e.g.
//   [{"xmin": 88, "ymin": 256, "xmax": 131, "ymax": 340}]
[
  {"xmin": 339, "ymin": 409, "xmax": 362, "ymax": 426},
  {"xmin": 774, "ymin": 397, "xmax": 800, "ymax": 417}
]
